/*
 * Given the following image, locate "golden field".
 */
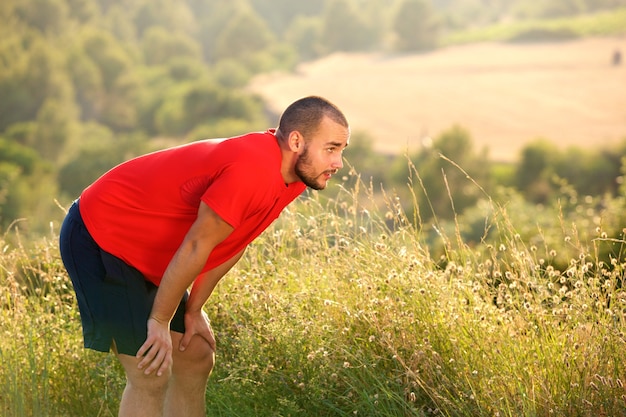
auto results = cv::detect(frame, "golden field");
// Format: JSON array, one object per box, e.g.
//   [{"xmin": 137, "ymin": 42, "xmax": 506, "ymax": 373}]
[{"xmin": 250, "ymin": 37, "xmax": 626, "ymax": 161}]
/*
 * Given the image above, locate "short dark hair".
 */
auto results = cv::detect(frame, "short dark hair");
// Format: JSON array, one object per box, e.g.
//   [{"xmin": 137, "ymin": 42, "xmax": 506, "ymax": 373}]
[{"xmin": 276, "ymin": 96, "xmax": 348, "ymax": 140}]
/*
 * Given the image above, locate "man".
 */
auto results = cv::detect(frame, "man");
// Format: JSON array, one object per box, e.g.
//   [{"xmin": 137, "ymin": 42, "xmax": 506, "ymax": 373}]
[{"xmin": 59, "ymin": 96, "xmax": 350, "ymax": 417}]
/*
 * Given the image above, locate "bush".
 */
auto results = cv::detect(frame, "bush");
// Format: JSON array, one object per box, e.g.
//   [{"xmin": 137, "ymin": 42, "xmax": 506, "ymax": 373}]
[{"xmin": 507, "ymin": 27, "xmax": 579, "ymax": 42}]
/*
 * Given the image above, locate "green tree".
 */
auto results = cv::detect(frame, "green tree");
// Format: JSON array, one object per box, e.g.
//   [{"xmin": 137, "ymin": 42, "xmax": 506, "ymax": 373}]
[
  {"xmin": 133, "ymin": 0, "xmax": 197, "ymax": 37},
  {"xmin": 33, "ymin": 98, "xmax": 78, "ymax": 161},
  {"xmin": 58, "ymin": 130, "xmax": 148, "ymax": 199},
  {"xmin": 285, "ymin": 16, "xmax": 324, "ymax": 61},
  {"xmin": 392, "ymin": 125, "xmax": 489, "ymax": 221},
  {"xmin": 393, "ymin": 0, "xmax": 439, "ymax": 51},
  {"xmin": 321, "ymin": 0, "xmax": 378, "ymax": 53},
  {"xmin": 554, "ymin": 147, "xmax": 620, "ymax": 197},
  {"xmin": 141, "ymin": 27, "xmax": 202, "ymax": 66},
  {"xmin": 182, "ymin": 83, "xmax": 262, "ymax": 130},
  {"xmin": 14, "ymin": 0, "xmax": 69, "ymax": 35},
  {"xmin": 0, "ymin": 38, "xmax": 69, "ymax": 132},
  {"xmin": 0, "ymin": 137, "xmax": 54, "ymax": 232},
  {"xmin": 214, "ymin": 10, "xmax": 275, "ymax": 61},
  {"xmin": 78, "ymin": 29, "xmax": 142, "ymax": 131},
  {"xmin": 66, "ymin": 0, "xmax": 99, "ymax": 23},
  {"xmin": 0, "ymin": 137, "xmax": 39, "ymax": 176},
  {"xmin": 193, "ymin": 0, "xmax": 245, "ymax": 63},
  {"xmin": 343, "ymin": 131, "xmax": 392, "ymax": 191},
  {"xmin": 101, "ymin": 4, "xmax": 137, "ymax": 42},
  {"xmin": 248, "ymin": 0, "xmax": 325, "ymax": 35},
  {"xmin": 99, "ymin": 71, "xmax": 143, "ymax": 131},
  {"xmin": 514, "ymin": 139, "xmax": 558, "ymax": 203},
  {"xmin": 81, "ymin": 29, "xmax": 134, "ymax": 91},
  {"xmin": 153, "ymin": 86, "xmax": 188, "ymax": 136},
  {"xmin": 66, "ymin": 50, "xmax": 105, "ymax": 121}
]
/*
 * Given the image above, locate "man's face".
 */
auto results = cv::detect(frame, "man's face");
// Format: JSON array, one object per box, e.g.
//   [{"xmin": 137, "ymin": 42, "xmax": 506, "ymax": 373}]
[{"xmin": 294, "ymin": 117, "xmax": 350, "ymax": 190}]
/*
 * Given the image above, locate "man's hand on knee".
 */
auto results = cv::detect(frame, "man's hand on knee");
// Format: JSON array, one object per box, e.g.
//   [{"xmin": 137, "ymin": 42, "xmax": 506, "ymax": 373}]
[
  {"xmin": 136, "ymin": 317, "xmax": 173, "ymax": 376},
  {"xmin": 180, "ymin": 309, "xmax": 216, "ymax": 352}
]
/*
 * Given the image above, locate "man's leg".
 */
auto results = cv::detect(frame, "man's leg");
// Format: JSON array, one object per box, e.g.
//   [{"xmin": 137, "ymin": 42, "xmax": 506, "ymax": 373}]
[
  {"xmin": 116, "ymin": 351, "xmax": 171, "ymax": 417},
  {"xmin": 164, "ymin": 331, "xmax": 215, "ymax": 417}
]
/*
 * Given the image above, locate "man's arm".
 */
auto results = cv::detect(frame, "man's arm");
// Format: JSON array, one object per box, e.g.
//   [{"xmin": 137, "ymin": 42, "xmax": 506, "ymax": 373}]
[
  {"xmin": 136, "ymin": 201, "xmax": 233, "ymax": 375},
  {"xmin": 178, "ymin": 248, "xmax": 246, "ymax": 351},
  {"xmin": 187, "ymin": 247, "xmax": 246, "ymax": 314}
]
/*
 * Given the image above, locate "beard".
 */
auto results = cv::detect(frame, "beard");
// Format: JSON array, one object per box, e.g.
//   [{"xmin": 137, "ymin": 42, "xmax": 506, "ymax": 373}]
[{"xmin": 294, "ymin": 146, "xmax": 328, "ymax": 190}]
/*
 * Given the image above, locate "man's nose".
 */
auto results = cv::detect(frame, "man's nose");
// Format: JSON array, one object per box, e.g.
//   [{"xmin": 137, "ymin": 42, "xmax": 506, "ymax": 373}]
[{"xmin": 332, "ymin": 154, "xmax": 344, "ymax": 169}]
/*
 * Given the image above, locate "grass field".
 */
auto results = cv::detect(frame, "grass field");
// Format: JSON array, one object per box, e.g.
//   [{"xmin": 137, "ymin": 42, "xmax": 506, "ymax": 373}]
[
  {"xmin": 250, "ymin": 37, "xmax": 626, "ymax": 162},
  {"xmin": 2, "ymin": 181, "xmax": 626, "ymax": 416}
]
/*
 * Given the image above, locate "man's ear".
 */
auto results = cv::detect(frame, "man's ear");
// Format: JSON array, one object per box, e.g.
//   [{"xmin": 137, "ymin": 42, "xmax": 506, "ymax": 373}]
[{"xmin": 288, "ymin": 131, "xmax": 303, "ymax": 152}]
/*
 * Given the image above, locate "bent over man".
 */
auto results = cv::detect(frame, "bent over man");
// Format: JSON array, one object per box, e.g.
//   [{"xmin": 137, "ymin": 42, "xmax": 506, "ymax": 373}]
[{"xmin": 59, "ymin": 96, "xmax": 350, "ymax": 417}]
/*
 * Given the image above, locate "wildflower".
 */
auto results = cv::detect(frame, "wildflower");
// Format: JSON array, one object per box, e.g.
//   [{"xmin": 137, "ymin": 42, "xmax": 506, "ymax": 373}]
[
  {"xmin": 343, "ymin": 361, "xmax": 351, "ymax": 368},
  {"xmin": 374, "ymin": 242, "xmax": 387, "ymax": 251}
]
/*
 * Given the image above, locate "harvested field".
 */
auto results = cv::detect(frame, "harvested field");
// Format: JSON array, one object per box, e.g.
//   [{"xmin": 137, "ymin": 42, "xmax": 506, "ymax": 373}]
[{"xmin": 250, "ymin": 37, "xmax": 626, "ymax": 161}]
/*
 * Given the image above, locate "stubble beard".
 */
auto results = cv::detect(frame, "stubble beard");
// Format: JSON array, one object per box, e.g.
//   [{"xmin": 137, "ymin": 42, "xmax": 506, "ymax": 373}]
[{"xmin": 294, "ymin": 146, "xmax": 327, "ymax": 190}]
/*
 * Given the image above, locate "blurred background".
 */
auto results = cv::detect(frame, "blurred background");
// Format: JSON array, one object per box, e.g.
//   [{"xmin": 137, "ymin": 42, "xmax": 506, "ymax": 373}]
[{"xmin": 0, "ymin": 0, "xmax": 625, "ymax": 235}]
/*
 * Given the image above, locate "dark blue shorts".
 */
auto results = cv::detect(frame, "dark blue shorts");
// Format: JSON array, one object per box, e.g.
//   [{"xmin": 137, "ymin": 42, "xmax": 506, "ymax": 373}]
[{"xmin": 59, "ymin": 200, "xmax": 187, "ymax": 356}]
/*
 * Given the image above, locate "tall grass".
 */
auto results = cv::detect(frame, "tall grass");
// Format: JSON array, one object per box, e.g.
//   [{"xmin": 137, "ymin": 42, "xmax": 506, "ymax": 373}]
[{"xmin": 1, "ymin": 168, "xmax": 625, "ymax": 416}]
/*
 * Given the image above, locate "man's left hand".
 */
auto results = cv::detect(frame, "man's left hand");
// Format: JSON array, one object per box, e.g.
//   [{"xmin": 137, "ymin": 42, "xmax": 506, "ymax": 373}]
[{"xmin": 179, "ymin": 309, "xmax": 216, "ymax": 352}]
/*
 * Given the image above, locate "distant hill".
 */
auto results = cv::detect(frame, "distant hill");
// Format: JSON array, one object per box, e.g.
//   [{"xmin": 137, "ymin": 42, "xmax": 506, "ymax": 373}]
[{"xmin": 250, "ymin": 37, "xmax": 626, "ymax": 162}]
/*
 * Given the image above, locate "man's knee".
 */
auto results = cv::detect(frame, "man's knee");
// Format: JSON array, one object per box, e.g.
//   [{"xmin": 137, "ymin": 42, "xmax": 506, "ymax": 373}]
[
  {"xmin": 118, "ymin": 353, "xmax": 172, "ymax": 396},
  {"xmin": 173, "ymin": 336, "xmax": 215, "ymax": 376}
]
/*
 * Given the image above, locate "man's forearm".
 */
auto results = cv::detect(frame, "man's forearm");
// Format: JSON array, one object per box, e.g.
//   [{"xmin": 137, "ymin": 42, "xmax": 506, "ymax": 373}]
[
  {"xmin": 186, "ymin": 249, "xmax": 246, "ymax": 313},
  {"xmin": 150, "ymin": 239, "xmax": 212, "ymax": 323},
  {"xmin": 150, "ymin": 201, "xmax": 235, "ymax": 324}
]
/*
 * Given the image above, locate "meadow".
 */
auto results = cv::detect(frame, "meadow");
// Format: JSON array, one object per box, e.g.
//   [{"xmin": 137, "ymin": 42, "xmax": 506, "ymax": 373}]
[{"xmin": 1, "ymin": 166, "xmax": 625, "ymax": 416}]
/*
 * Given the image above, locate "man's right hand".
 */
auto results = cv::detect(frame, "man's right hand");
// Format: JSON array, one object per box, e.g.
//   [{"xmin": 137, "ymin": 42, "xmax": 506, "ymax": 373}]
[{"xmin": 136, "ymin": 317, "xmax": 173, "ymax": 376}]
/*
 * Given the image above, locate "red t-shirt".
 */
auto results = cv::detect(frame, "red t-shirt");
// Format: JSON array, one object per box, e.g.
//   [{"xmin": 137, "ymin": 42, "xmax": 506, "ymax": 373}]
[{"xmin": 79, "ymin": 130, "xmax": 306, "ymax": 285}]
